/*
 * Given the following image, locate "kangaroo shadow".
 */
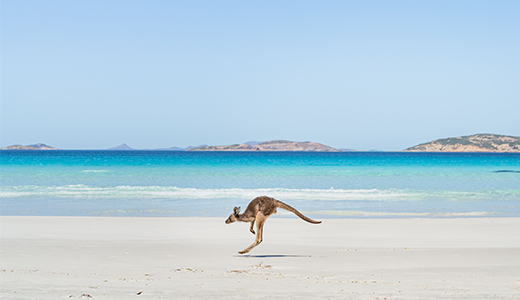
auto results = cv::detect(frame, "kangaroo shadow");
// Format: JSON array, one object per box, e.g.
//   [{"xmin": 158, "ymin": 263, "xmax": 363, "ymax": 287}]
[
  {"xmin": 494, "ymin": 170, "xmax": 520, "ymax": 173},
  {"xmin": 234, "ymin": 254, "xmax": 311, "ymax": 258}
]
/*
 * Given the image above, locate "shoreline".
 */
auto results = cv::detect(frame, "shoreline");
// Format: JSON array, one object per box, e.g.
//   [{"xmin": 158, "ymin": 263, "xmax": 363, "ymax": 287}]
[{"xmin": 1, "ymin": 216, "xmax": 519, "ymax": 299}]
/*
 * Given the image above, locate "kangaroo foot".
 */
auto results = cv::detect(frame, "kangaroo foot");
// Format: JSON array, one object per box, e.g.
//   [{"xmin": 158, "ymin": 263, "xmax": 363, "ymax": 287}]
[{"xmin": 238, "ymin": 249, "xmax": 250, "ymax": 254}]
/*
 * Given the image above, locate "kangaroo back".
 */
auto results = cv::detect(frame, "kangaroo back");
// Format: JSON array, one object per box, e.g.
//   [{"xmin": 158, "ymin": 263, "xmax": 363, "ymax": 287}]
[{"xmin": 275, "ymin": 200, "xmax": 321, "ymax": 224}]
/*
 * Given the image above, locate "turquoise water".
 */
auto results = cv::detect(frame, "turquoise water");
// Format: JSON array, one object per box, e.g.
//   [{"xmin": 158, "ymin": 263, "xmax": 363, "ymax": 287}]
[{"xmin": 1, "ymin": 150, "xmax": 519, "ymax": 218}]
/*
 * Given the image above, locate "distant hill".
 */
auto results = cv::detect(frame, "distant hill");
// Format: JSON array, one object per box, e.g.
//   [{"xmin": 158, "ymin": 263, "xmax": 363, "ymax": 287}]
[
  {"xmin": 405, "ymin": 134, "xmax": 520, "ymax": 152},
  {"xmin": 1, "ymin": 145, "xmax": 39, "ymax": 150},
  {"xmin": 152, "ymin": 145, "xmax": 208, "ymax": 151},
  {"xmin": 29, "ymin": 143, "xmax": 59, "ymax": 150},
  {"xmin": 243, "ymin": 141, "xmax": 263, "ymax": 146},
  {"xmin": 185, "ymin": 145, "xmax": 208, "ymax": 150},
  {"xmin": 188, "ymin": 140, "xmax": 341, "ymax": 152},
  {"xmin": 154, "ymin": 146, "xmax": 187, "ymax": 151},
  {"xmin": 107, "ymin": 143, "xmax": 135, "ymax": 150},
  {"xmin": 1, "ymin": 143, "xmax": 59, "ymax": 150}
]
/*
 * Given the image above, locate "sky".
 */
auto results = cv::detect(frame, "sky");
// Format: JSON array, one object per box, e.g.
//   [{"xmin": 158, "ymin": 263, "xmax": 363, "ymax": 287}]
[{"xmin": 1, "ymin": 0, "xmax": 519, "ymax": 150}]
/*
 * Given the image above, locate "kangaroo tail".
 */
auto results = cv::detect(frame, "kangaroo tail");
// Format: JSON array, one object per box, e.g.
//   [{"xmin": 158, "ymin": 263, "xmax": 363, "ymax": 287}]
[{"xmin": 276, "ymin": 200, "xmax": 321, "ymax": 224}]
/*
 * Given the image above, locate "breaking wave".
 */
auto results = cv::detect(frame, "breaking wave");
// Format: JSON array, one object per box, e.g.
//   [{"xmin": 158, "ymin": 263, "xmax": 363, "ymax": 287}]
[{"xmin": 1, "ymin": 185, "xmax": 518, "ymax": 201}]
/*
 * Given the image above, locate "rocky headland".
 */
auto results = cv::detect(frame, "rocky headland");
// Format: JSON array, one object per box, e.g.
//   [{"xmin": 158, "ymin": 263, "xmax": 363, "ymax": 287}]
[{"xmin": 404, "ymin": 134, "xmax": 520, "ymax": 152}]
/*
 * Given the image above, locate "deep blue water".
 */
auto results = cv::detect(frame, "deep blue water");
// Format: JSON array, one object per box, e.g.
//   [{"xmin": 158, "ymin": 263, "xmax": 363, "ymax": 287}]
[{"xmin": 1, "ymin": 150, "xmax": 519, "ymax": 218}]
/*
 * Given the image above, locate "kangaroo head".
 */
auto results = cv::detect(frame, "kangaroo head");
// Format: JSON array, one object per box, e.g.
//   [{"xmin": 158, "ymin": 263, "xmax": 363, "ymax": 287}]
[{"xmin": 225, "ymin": 206, "xmax": 241, "ymax": 224}]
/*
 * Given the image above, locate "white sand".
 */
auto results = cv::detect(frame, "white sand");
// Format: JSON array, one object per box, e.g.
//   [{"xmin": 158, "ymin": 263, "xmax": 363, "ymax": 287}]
[{"xmin": 1, "ymin": 216, "xmax": 519, "ymax": 299}]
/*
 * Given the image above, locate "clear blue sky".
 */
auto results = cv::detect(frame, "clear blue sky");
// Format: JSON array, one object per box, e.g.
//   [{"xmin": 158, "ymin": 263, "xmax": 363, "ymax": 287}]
[{"xmin": 1, "ymin": 0, "xmax": 519, "ymax": 150}]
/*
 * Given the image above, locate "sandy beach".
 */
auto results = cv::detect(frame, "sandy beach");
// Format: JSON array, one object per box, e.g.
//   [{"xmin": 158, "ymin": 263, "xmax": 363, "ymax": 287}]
[{"xmin": 1, "ymin": 216, "xmax": 519, "ymax": 299}]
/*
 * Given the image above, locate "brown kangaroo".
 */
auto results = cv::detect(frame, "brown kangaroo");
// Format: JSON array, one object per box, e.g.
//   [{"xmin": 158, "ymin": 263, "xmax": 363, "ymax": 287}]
[{"xmin": 225, "ymin": 196, "xmax": 321, "ymax": 254}]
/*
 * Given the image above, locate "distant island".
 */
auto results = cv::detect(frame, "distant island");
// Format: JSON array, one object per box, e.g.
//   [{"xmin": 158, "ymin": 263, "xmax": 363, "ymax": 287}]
[
  {"xmin": 107, "ymin": 143, "xmax": 134, "ymax": 150},
  {"xmin": 106, "ymin": 144, "xmax": 206, "ymax": 151},
  {"xmin": 2, "ymin": 134, "xmax": 520, "ymax": 152},
  {"xmin": 188, "ymin": 140, "xmax": 340, "ymax": 152},
  {"xmin": 405, "ymin": 134, "xmax": 520, "ymax": 152},
  {"xmin": 0, "ymin": 143, "xmax": 59, "ymax": 150}
]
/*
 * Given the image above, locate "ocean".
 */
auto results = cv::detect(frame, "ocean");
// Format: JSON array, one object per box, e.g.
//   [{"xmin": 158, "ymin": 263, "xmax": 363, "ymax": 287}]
[{"xmin": 1, "ymin": 150, "xmax": 519, "ymax": 218}]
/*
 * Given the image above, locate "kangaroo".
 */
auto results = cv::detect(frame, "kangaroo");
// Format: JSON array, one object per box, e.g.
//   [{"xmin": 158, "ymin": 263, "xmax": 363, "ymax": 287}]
[{"xmin": 225, "ymin": 196, "xmax": 321, "ymax": 254}]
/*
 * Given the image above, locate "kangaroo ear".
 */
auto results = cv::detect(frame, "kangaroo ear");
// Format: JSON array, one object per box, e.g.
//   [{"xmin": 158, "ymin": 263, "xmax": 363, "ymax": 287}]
[{"xmin": 234, "ymin": 206, "xmax": 241, "ymax": 215}]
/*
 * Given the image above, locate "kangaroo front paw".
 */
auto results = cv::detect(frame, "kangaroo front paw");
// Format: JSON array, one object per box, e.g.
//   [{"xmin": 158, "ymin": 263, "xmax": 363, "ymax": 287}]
[{"xmin": 250, "ymin": 230, "xmax": 255, "ymax": 235}]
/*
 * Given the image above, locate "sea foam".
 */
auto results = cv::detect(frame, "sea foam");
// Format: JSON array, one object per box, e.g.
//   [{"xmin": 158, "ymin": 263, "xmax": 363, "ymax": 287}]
[{"xmin": 1, "ymin": 185, "xmax": 516, "ymax": 202}]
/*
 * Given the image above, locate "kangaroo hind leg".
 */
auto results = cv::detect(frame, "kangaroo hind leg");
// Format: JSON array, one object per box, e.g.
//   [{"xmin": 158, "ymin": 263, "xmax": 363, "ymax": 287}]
[
  {"xmin": 249, "ymin": 220, "xmax": 255, "ymax": 235},
  {"xmin": 239, "ymin": 213, "xmax": 266, "ymax": 254}
]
